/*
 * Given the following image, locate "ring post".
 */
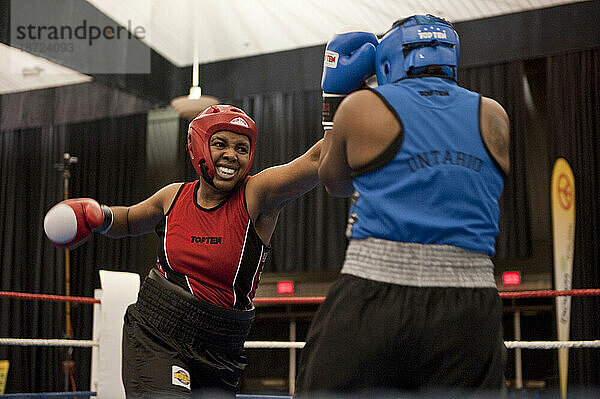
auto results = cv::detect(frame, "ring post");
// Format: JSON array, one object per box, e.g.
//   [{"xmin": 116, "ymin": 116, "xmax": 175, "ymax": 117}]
[{"xmin": 90, "ymin": 270, "xmax": 140, "ymax": 399}]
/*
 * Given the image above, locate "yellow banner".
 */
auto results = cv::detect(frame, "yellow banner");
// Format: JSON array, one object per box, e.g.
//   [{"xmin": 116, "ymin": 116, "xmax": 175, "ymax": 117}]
[
  {"xmin": 551, "ymin": 157, "xmax": 575, "ymax": 399},
  {"xmin": 0, "ymin": 360, "xmax": 8, "ymax": 395}
]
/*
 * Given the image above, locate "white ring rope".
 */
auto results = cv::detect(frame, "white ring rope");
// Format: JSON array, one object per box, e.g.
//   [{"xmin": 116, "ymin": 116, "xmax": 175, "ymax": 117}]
[
  {"xmin": 244, "ymin": 341, "xmax": 306, "ymax": 349},
  {"xmin": 504, "ymin": 340, "xmax": 600, "ymax": 349},
  {"xmin": 2, "ymin": 338, "xmax": 600, "ymax": 350},
  {"xmin": 247, "ymin": 340, "xmax": 600, "ymax": 350},
  {"xmin": 244, "ymin": 340, "xmax": 600, "ymax": 350},
  {"xmin": 0, "ymin": 338, "xmax": 97, "ymax": 347}
]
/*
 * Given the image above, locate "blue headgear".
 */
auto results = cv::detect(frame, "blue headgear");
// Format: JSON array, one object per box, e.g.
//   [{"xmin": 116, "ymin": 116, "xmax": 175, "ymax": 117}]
[{"xmin": 376, "ymin": 14, "xmax": 460, "ymax": 85}]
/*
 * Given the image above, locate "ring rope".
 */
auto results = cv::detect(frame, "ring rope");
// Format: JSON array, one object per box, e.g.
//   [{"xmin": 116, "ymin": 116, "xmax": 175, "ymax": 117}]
[
  {"xmin": 2, "ymin": 289, "xmax": 597, "ymax": 399},
  {"xmin": 254, "ymin": 289, "xmax": 600, "ymax": 304},
  {"xmin": 253, "ymin": 296, "xmax": 326, "ymax": 305},
  {"xmin": 0, "ymin": 291, "xmax": 100, "ymax": 304},
  {"xmin": 0, "ymin": 392, "xmax": 97, "ymax": 398},
  {"xmin": 0, "ymin": 393, "xmax": 290, "ymax": 399},
  {"xmin": 2, "ymin": 338, "xmax": 599, "ymax": 350},
  {"xmin": 242, "ymin": 340, "xmax": 600, "ymax": 350},
  {"xmin": 0, "ymin": 338, "xmax": 97, "ymax": 347},
  {"xmin": 2, "ymin": 288, "xmax": 599, "ymax": 306},
  {"xmin": 244, "ymin": 341, "xmax": 306, "ymax": 349},
  {"xmin": 504, "ymin": 340, "xmax": 600, "ymax": 349},
  {"xmin": 499, "ymin": 288, "xmax": 600, "ymax": 299},
  {"xmin": 2, "ymin": 290, "xmax": 599, "ymax": 350},
  {"xmin": 0, "ymin": 392, "xmax": 291, "ymax": 398}
]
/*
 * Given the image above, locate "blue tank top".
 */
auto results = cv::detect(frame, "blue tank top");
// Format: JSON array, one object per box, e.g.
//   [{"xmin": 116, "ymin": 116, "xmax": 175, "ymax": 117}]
[{"xmin": 349, "ymin": 77, "xmax": 505, "ymax": 256}]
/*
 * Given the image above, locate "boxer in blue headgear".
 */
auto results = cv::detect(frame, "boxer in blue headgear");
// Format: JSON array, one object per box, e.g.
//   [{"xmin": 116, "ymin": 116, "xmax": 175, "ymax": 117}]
[
  {"xmin": 376, "ymin": 14, "xmax": 460, "ymax": 83},
  {"xmin": 297, "ymin": 14, "xmax": 510, "ymax": 396}
]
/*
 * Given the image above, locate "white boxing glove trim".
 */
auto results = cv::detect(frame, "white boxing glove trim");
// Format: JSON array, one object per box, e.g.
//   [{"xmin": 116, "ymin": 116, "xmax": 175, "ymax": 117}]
[{"xmin": 44, "ymin": 204, "xmax": 77, "ymax": 244}]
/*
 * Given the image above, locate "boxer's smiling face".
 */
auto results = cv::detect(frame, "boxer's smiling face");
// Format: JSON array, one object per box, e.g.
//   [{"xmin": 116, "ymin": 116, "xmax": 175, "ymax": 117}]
[{"xmin": 209, "ymin": 131, "xmax": 251, "ymax": 191}]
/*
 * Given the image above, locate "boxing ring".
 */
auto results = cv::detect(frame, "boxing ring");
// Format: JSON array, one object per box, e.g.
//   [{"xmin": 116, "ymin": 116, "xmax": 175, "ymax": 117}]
[{"xmin": 1, "ymin": 271, "xmax": 600, "ymax": 399}]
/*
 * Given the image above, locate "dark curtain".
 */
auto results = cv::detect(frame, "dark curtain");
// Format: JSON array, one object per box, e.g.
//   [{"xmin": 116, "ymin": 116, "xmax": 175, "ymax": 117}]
[
  {"xmin": 546, "ymin": 48, "xmax": 600, "ymax": 387},
  {"xmin": 460, "ymin": 61, "xmax": 532, "ymax": 260},
  {"xmin": 0, "ymin": 113, "xmax": 147, "ymax": 393},
  {"xmin": 0, "ymin": 126, "xmax": 65, "ymax": 393},
  {"xmin": 180, "ymin": 90, "xmax": 349, "ymax": 272}
]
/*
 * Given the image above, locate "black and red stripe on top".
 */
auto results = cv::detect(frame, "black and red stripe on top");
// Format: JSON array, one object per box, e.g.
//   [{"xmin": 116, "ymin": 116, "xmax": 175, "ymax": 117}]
[{"xmin": 155, "ymin": 179, "xmax": 270, "ymax": 310}]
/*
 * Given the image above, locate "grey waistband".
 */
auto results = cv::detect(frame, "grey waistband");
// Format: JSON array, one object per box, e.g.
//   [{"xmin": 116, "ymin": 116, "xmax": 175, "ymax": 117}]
[{"xmin": 341, "ymin": 238, "xmax": 496, "ymax": 288}]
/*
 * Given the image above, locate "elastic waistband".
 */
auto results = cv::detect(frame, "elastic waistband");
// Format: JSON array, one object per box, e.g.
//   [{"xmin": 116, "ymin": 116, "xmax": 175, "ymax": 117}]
[
  {"xmin": 135, "ymin": 269, "xmax": 255, "ymax": 354},
  {"xmin": 341, "ymin": 238, "xmax": 496, "ymax": 288}
]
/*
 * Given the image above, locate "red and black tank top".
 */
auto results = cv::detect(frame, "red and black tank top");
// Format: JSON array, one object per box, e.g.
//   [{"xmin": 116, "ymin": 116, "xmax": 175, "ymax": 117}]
[{"xmin": 155, "ymin": 179, "xmax": 270, "ymax": 310}]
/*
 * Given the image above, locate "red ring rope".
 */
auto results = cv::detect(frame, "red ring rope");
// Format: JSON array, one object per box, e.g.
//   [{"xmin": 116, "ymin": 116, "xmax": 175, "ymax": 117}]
[
  {"xmin": 1, "ymin": 288, "xmax": 599, "ymax": 305},
  {"xmin": 498, "ymin": 288, "xmax": 600, "ymax": 299},
  {"xmin": 0, "ymin": 291, "xmax": 100, "ymax": 304},
  {"xmin": 253, "ymin": 296, "xmax": 326, "ymax": 305}
]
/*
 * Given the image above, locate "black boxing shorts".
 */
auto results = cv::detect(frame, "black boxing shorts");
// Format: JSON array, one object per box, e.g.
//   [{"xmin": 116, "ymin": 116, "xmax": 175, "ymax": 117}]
[
  {"xmin": 296, "ymin": 273, "xmax": 506, "ymax": 396},
  {"xmin": 121, "ymin": 268, "xmax": 255, "ymax": 398}
]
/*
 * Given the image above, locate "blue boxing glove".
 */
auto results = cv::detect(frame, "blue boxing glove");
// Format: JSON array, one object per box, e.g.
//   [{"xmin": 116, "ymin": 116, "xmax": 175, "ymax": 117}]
[{"xmin": 321, "ymin": 31, "xmax": 378, "ymax": 130}]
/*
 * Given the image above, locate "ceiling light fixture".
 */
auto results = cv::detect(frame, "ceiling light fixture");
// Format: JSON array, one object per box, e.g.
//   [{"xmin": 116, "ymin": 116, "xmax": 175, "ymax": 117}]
[
  {"xmin": 170, "ymin": 3, "xmax": 218, "ymax": 119},
  {"xmin": 170, "ymin": 62, "xmax": 218, "ymax": 119}
]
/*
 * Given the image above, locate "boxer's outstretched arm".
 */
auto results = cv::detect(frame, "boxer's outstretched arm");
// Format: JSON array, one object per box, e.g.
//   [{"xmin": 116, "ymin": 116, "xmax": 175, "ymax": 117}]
[
  {"xmin": 105, "ymin": 183, "xmax": 182, "ymax": 238},
  {"xmin": 244, "ymin": 139, "xmax": 322, "ymax": 244},
  {"xmin": 44, "ymin": 183, "xmax": 182, "ymax": 249},
  {"xmin": 247, "ymin": 139, "xmax": 323, "ymax": 216}
]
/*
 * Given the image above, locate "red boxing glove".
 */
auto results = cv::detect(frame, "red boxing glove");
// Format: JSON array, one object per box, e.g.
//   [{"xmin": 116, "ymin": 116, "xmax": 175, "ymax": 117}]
[{"xmin": 43, "ymin": 198, "xmax": 112, "ymax": 250}]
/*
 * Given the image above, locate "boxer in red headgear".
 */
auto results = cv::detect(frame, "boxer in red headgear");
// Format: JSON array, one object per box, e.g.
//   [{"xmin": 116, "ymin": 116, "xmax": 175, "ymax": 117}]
[
  {"xmin": 188, "ymin": 105, "xmax": 257, "ymax": 187},
  {"xmin": 44, "ymin": 104, "xmax": 323, "ymax": 397}
]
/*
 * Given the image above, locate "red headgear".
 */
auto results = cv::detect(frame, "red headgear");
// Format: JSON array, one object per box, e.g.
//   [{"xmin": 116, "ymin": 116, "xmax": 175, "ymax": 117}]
[{"xmin": 187, "ymin": 105, "xmax": 257, "ymax": 184}]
